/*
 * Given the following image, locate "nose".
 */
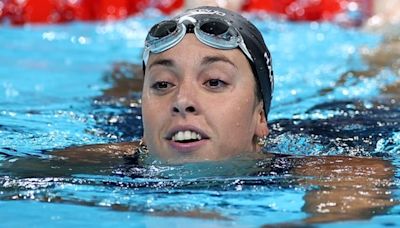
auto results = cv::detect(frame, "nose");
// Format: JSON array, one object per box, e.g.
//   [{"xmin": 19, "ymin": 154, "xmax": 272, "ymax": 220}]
[
  {"xmin": 172, "ymin": 83, "xmax": 198, "ymax": 116},
  {"xmin": 173, "ymin": 105, "xmax": 196, "ymax": 114}
]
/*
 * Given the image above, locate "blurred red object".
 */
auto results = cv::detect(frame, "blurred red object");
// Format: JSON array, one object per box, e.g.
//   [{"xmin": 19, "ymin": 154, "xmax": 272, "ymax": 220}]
[
  {"xmin": 155, "ymin": 0, "xmax": 183, "ymax": 14},
  {"xmin": 63, "ymin": 0, "xmax": 95, "ymax": 21},
  {"xmin": 0, "ymin": 0, "xmax": 371, "ymax": 25},
  {"xmin": 96, "ymin": 0, "xmax": 130, "ymax": 21},
  {"xmin": 60, "ymin": 0, "xmax": 149, "ymax": 22},
  {"xmin": 244, "ymin": 0, "xmax": 346, "ymax": 21},
  {"xmin": 8, "ymin": 0, "xmax": 74, "ymax": 25},
  {"xmin": 0, "ymin": 0, "xmax": 5, "ymax": 22},
  {"xmin": 0, "ymin": 0, "xmax": 183, "ymax": 25}
]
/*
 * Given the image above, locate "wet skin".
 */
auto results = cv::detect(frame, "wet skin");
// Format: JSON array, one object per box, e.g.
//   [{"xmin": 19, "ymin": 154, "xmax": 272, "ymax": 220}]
[{"xmin": 141, "ymin": 34, "xmax": 268, "ymax": 163}]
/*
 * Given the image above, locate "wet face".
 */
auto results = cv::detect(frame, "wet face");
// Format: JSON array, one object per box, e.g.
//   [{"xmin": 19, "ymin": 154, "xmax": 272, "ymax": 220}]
[{"xmin": 142, "ymin": 34, "xmax": 268, "ymax": 163}]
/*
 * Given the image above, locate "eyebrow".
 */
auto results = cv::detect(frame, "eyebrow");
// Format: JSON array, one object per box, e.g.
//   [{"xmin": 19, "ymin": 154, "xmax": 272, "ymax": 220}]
[
  {"xmin": 201, "ymin": 55, "xmax": 237, "ymax": 69},
  {"xmin": 147, "ymin": 58, "xmax": 175, "ymax": 70},
  {"xmin": 147, "ymin": 55, "xmax": 237, "ymax": 71}
]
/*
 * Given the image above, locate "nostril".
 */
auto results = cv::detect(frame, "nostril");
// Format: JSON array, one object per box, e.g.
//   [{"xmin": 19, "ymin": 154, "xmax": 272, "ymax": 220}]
[
  {"xmin": 186, "ymin": 106, "xmax": 196, "ymax": 113},
  {"xmin": 172, "ymin": 104, "xmax": 196, "ymax": 114}
]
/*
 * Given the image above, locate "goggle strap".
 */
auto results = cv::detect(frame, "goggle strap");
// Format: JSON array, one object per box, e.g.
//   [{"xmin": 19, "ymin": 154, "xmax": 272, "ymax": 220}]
[{"xmin": 238, "ymin": 41, "xmax": 253, "ymax": 62}]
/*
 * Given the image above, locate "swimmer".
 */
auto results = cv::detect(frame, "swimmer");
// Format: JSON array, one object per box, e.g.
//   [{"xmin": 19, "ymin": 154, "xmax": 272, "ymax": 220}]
[
  {"xmin": 140, "ymin": 6, "xmax": 273, "ymax": 163},
  {"xmin": 1, "ymin": 6, "xmax": 397, "ymax": 225},
  {"xmin": 91, "ymin": 5, "xmax": 273, "ymax": 164}
]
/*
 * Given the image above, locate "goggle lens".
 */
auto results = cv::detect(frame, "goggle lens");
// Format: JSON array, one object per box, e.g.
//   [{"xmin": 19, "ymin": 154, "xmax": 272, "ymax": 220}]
[
  {"xmin": 149, "ymin": 21, "xmax": 178, "ymax": 38},
  {"xmin": 200, "ymin": 20, "xmax": 229, "ymax": 36}
]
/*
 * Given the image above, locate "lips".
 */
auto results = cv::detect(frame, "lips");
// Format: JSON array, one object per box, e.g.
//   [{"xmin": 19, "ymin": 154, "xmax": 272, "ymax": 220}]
[
  {"xmin": 165, "ymin": 126, "xmax": 209, "ymax": 152},
  {"xmin": 172, "ymin": 130, "xmax": 202, "ymax": 142}
]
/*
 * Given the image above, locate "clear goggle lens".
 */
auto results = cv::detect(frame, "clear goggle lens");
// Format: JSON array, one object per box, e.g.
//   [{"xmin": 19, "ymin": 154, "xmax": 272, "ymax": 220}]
[{"xmin": 143, "ymin": 17, "xmax": 253, "ymax": 65}]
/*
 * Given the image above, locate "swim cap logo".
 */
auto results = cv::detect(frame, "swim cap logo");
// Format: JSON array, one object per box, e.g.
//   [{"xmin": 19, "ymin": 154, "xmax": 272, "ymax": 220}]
[
  {"xmin": 178, "ymin": 9, "xmax": 226, "ymax": 24},
  {"xmin": 186, "ymin": 9, "xmax": 226, "ymax": 17},
  {"xmin": 264, "ymin": 52, "xmax": 274, "ymax": 93}
]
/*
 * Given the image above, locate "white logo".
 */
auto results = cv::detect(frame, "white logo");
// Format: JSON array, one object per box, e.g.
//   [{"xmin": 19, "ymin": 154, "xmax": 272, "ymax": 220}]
[
  {"xmin": 185, "ymin": 9, "xmax": 226, "ymax": 17},
  {"xmin": 178, "ymin": 9, "xmax": 226, "ymax": 24},
  {"xmin": 264, "ymin": 52, "xmax": 274, "ymax": 92}
]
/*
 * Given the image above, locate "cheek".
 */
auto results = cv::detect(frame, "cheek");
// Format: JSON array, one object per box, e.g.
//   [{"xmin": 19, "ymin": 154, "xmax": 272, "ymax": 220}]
[
  {"xmin": 209, "ymin": 95, "xmax": 257, "ymax": 133},
  {"xmin": 231, "ymin": 103, "xmax": 257, "ymax": 135},
  {"xmin": 141, "ymin": 97, "xmax": 164, "ymax": 134},
  {"xmin": 142, "ymin": 87, "xmax": 167, "ymax": 118},
  {"xmin": 141, "ymin": 98, "xmax": 168, "ymax": 154},
  {"xmin": 207, "ymin": 100, "xmax": 257, "ymax": 157}
]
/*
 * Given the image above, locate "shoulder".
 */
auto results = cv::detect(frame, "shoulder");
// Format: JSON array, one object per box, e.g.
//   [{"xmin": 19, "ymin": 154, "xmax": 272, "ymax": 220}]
[{"xmin": 51, "ymin": 141, "xmax": 140, "ymax": 162}]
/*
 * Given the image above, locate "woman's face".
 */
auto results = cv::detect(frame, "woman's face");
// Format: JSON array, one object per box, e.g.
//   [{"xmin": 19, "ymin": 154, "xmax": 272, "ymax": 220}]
[{"xmin": 142, "ymin": 34, "xmax": 268, "ymax": 163}]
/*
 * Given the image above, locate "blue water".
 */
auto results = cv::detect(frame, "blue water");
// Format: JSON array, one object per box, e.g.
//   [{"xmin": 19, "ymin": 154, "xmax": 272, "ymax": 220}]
[{"xmin": 1, "ymin": 12, "xmax": 400, "ymax": 227}]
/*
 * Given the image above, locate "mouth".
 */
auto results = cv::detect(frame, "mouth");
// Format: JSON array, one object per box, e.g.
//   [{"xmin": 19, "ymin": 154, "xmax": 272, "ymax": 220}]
[
  {"xmin": 167, "ymin": 129, "xmax": 209, "ymax": 142},
  {"xmin": 165, "ymin": 128, "xmax": 210, "ymax": 152},
  {"xmin": 171, "ymin": 130, "xmax": 203, "ymax": 143}
]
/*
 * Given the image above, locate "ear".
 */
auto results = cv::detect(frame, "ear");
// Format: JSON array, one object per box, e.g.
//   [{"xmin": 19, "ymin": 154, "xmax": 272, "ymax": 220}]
[
  {"xmin": 141, "ymin": 135, "xmax": 147, "ymax": 146},
  {"xmin": 254, "ymin": 102, "xmax": 269, "ymax": 137}
]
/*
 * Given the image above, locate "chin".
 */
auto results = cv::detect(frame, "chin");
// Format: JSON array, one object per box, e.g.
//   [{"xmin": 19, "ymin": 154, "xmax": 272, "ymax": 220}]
[{"xmin": 162, "ymin": 151, "xmax": 247, "ymax": 164}]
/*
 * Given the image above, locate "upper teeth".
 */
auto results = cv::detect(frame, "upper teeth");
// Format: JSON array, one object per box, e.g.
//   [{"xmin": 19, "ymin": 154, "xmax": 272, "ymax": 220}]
[{"xmin": 172, "ymin": 130, "xmax": 202, "ymax": 141}]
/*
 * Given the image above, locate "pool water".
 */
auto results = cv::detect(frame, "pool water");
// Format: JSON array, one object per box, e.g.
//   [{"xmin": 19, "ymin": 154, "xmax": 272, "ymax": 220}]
[{"xmin": 1, "ymin": 11, "xmax": 400, "ymax": 227}]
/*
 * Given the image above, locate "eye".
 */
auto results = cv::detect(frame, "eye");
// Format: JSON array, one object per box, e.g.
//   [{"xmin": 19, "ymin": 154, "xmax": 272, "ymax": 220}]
[
  {"xmin": 151, "ymin": 81, "xmax": 174, "ymax": 91},
  {"xmin": 204, "ymin": 79, "xmax": 228, "ymax": 89}
]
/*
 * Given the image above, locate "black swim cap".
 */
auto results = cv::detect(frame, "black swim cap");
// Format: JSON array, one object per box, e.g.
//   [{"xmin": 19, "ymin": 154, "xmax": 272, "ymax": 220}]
[{"xmin": 145, "ymin": 6, "xmax": 274, "ymax": 119}]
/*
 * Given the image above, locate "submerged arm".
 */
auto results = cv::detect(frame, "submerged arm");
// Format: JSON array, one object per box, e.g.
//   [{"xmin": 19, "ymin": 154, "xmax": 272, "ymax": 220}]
[
  {"xmin": 293, "ymin": 156, "xmax": 396, "ymax": 224},
  {"xmin": 0, "ymin": 142, "xmax": 138, "ymax": 178}
]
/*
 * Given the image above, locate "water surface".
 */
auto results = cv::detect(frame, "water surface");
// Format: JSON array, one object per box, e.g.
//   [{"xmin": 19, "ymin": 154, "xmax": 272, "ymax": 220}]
[{"xmin": 1, "ymin": 12, "xmax": 400, "ymax": 227}]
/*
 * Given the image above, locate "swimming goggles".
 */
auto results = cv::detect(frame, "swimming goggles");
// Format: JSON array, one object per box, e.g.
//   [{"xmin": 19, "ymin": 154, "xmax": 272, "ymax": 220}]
[{"xmin": 143, "ymin": 15, "xmax": 253, "ymax": 65}]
